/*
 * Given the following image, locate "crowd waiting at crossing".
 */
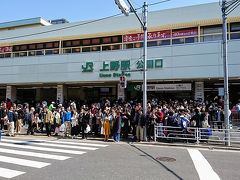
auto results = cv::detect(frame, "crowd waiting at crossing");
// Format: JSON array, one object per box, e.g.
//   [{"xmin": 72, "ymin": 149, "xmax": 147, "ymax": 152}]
[{"xmin": 0, "ymin": 97, "xmax": 239, "ymax": 142}]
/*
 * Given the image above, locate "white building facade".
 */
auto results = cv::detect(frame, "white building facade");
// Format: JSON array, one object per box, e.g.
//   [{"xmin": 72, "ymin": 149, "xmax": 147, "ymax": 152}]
[{"xmin": 0, "ymin": 2, "xmax": 240, "ymax": 104}]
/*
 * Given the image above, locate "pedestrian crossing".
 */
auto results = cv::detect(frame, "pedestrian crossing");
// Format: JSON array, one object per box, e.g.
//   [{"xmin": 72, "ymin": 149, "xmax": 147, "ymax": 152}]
[{"xmin": 0, "ymin": 137, "xmax": 108, "ymax": 179}]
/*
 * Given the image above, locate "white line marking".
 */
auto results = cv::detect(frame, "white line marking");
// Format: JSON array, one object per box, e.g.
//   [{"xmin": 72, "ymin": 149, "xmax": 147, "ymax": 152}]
[
  {"xmin": 0, "ymin": 167, "xmax": 25, "ymax": 179},
  {"xmin": 0, "ymin": 142, "xmax": 86, "ymax": 155},
  {"xmin": 1, "ymin": 139, "xmax": 98, "ymax": 150},
  {"xmin": 0, "ymin": 155, "xmax": 50, "ymax": 168},
  {"xmin": 44, "ymin": 140, "xmax": 108, "ymax": 147},
  {"xmin": 0, "ymin": 147, "xmax": 70, "ymax": 160},
  {"xmin": 188, "ymin": 149, "xmax": 220, "ymax": 180}
]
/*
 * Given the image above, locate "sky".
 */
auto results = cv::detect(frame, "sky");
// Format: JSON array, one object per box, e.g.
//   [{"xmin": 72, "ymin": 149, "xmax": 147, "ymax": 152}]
[{"xmin": 0, "ymin": 0, "xmax": 219, "ymax": 23}]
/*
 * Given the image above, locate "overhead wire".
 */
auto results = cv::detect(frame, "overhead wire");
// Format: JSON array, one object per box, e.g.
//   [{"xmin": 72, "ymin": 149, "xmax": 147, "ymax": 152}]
[{"xmin": 0, "ymin": 13, "xmax": 123, "ymax": 41}]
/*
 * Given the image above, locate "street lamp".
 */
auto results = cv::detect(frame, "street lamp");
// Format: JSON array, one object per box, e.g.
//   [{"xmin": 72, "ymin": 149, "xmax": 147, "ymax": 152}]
[{"xmin": 115, "ymin": 0, "xmax": 148, "ymax": 118}]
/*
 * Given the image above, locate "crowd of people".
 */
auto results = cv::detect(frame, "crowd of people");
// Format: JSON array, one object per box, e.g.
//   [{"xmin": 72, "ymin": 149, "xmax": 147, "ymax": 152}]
[{"xmin": 0, "ymin": 97, "xmax": 239, "ymax": 142}]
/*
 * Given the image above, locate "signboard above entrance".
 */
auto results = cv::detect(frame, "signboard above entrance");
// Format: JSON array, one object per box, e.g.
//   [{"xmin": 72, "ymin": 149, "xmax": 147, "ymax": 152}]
[{"xmin": 128, "ymin": 84, "xmax": 192, "ymax": 91}]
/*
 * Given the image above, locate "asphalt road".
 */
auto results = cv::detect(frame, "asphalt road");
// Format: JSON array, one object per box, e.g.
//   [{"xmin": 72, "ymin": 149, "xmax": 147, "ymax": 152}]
[{"xmin": 0, "ymin": 136, "xmax": 239, "ymax": 180}]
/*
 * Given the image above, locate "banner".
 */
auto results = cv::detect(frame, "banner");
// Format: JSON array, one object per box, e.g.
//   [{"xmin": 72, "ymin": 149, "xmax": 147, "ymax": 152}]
[
  {"xmin": 0, "ymin": 46, "xmax": 12, "ymax": 53},
  {"xmin": 123, "ymin": 30, "xmax": 171, "ymax": 42},
  {"xmin": 172, "ymin": 29, "xmax": 198, "ymax": 38},
  {"xmin": 147, "ymin": 84, "xmax": 192, "ymax": 91}
]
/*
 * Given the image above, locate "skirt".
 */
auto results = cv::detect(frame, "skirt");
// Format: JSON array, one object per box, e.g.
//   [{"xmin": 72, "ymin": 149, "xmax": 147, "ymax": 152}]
[{"xmin": 103, "ymin": 120, "xmax": 111, "ymax": 136}]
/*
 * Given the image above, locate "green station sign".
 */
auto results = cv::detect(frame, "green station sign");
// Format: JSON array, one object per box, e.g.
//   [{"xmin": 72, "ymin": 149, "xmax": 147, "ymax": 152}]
[{"xmin": 82, "ymin": 59, "xmax": 163, "ymax": 78}]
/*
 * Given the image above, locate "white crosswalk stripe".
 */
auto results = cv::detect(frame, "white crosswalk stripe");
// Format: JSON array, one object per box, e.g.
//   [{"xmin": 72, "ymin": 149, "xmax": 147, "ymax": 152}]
[
  {"xmin": 0, "ymin": 155, "xmax": 50, "ymax": 168},
  {"xmin": 0, "ymin": 167, "xmax": 25, "ymax": 179},
  {"xmin": 0, "ymin": 147, "xmax": 70, "ymax": 160},
  {"xmin": 0, "ymin": 137, "xmax": 108, "ymax": 179}
]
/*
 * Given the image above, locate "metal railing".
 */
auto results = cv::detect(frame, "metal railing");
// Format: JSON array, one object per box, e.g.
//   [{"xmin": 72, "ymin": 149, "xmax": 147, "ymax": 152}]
[{"xmin": 154, "ymin": 125, "xmax": 240, "ymax": 145}]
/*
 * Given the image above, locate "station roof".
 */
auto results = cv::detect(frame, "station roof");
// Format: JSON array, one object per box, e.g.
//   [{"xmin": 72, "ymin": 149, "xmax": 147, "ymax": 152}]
[
  {"xmin": 0, "ymin": 2, "xmax": 240, "ymax": 45},
  {"xmin": 0, "ymin": 17, "xmax": 51, "ymax": 30}
]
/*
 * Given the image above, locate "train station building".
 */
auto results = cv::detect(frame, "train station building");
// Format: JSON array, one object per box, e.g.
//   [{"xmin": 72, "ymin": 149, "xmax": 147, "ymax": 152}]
[{"xmin": 0, "ymin": 2, "xmax": 240, "ymax": 104}]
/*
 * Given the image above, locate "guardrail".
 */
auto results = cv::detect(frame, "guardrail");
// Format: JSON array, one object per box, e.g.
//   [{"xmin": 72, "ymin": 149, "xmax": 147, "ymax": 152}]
[{"xmin": 154, "ymin": 125, "xmax": 240, "ymax": 145}]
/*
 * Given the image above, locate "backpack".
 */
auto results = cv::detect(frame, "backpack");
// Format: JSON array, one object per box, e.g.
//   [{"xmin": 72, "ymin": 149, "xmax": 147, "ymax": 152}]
[
  {"xmin": 168, "ymin": 116, "xmax": 176, "ymax": 126},
  {"xmin": 180, "ymin": 117, "xmax": 188, "ymax": 129}
]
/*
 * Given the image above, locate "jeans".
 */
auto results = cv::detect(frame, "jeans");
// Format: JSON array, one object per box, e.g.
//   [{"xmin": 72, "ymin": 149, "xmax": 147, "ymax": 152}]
[{"xmin": 114, "ymin": 133, "xmax": 120, "ymax": 142}]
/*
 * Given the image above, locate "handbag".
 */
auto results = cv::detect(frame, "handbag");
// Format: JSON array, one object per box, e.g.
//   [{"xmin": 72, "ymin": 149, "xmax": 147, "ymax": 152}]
[
  {"xmin": 59, "ymin": 124, "xmax": 65, "ymax": 132},
  {"xmin": 208, "ymin": 128, "xmax": 213, "ymax": 136},
  {"xmin": 100, "ymin": 126, "xmax": 104, "ymax": 135},
  {"xmin": 84, "ymin": 124, "xmax": 91, "ymax": 133}
]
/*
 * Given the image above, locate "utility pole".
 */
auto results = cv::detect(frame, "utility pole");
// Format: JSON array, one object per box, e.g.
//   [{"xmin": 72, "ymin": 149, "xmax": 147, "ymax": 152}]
[{"xmin": 115, "ymin": 0, "xmax": 148, "ymax": 117}]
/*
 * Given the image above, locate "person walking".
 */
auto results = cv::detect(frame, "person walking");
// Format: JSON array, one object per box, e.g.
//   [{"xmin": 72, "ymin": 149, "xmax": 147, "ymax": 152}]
[
  {"xmin": 16, "ymin": 104, "xmax": 24, "ymax": 134},
  {"xmin": 27, "ymin": 107, "xmax": 35, "ymax": 135},
  {"xmin": 7, "ymin": 106, "xmax": 14, "ymax": 136},
  {"xmin": 113, "ymin": 109, "xmax": 122, "ymax": 142},
  {"xmin": 135, "ymin": 109, "xmax": 146, "ymax": 142},
  {"xmin": 63, "ymin": 107, "xmax": 72, "ymax": 137},
  {"xmin": 102, "ymin": 108, "xmax": 112, "ymax": 142},
  {"xmin": 81, "ymin": 108, "xmax": 90, "ymax": 139},
  {"xmin": 44, "ymin": 108, "xmax": 52, "ymax": 137}
]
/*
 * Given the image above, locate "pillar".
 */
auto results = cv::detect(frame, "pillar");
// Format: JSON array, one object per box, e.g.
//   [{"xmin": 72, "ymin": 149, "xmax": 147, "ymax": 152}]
[
  {"xmin": 57, "ymin": 85, "xmax": 67, "ymax": 104},
  {"xmin": 36, "ymin": 88, "xmax": 42, "ymax": 102},
  {"xmin": 6, "ymin": 86, "xmax": 16, "ymax": 102},
  {"xmin": 195, "ymin": 82, "xmax": 204, "ymax": 101},
  {"xmin": 117, "ymin": 84, "xmax": 125, "ymax": 101}
]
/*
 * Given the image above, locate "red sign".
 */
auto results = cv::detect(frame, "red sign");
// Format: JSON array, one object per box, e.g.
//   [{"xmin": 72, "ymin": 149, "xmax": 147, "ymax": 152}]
[
  {"xmin": 172, "ymin": 29, "xmax": 198, "ymax": 38},
  {"xmin": 0, "ymin": 46, "xmax": 12, "ymax": 53},
  {"xmin": 123, "ymin": 30, "xmax": 171, "ymax": 43}
]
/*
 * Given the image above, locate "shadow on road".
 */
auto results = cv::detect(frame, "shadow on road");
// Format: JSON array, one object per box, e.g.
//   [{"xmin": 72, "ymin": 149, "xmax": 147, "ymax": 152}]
[{"xmin": 130, "ymin": 144, "xmax": 184, "ymax": 180}]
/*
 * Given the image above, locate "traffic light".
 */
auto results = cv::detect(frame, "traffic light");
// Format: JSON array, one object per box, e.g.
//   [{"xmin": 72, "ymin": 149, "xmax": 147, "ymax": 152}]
[{"xmin": 120, "ymin": 76, "xmax": 127, "ymax": 88}]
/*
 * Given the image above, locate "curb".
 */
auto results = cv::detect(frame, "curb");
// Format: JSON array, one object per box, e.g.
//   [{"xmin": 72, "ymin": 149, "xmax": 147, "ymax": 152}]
[{"xmin": 131, "ymin": 141, "xmax": 240, "ymax": 151}]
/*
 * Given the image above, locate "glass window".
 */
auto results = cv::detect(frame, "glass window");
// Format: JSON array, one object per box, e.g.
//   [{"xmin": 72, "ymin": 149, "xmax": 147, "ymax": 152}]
[
  {"xmin": 46, "ymin": 43, "xmax": 53, "ymax": 49},
  {"xmin": 0, "ymin": 54, "xmax": 4, "ymax": 58},
  {"xmin": 134, "ymin": 42, "xmax": 143, "ymax": 48},
  {"xmin": 230, "ymin": 33, "xmax": 240, "ymax": 40},
  {"xmin": 201, "ymin": 34, "xmax": 222, "ymax": 42},
  {"xmin": 185, "ymin": 37, "xmax": 197, "ymax": 43},
  {"xmin": 172, "ymin": 38, "xmax": 184, "ymax": 44},
  {"xmin": 5, "ymin": 53, "xmax": 11, "ymax": 58},
  {"xmin": 102, "ymin": 37, "xmax": 111, "ymax": 44},
  {"xmin": 72, "ymin": 48, "xmax": 81, "ymax": 53},
  {"xmin": 14, "ymin": 52, "xmax": 19, "ymax": 57},
  {"xmin": 53, "ymin": 49, "xmax": 59, "ymax": 54},
  {"xmin": 91, "ymin": 46, "xmax": 100, "ymax": 51},
  {"xmin": 92, "ymin": 39, "xmax": 100, "ymax": 45},
  {"xmin": 54, "ymin": 42, "xmax": 59, "ymax": 48},
  {"xmin": 20, "ymin": 45, "xmax": 27, "ymax": 51},
  {"xmin": 45, "ymin": 50, "xmax": 53, "ymax": 55},
  {"xmin": 123, "ymin": 43, "xmax": 134, "ymax": 49},
  {"xmin": 202, "ymin": 25, "xmax": 222, "ymax": 34},
  {"xmin": 82, "ymin": 47, "xmax": 91, "ymax": 52},
  {"xmin": 111, "ymin": 44, "xmax": 121, "ymax": 50},
  {"xmin": 63, "ymin": 49, "xmax": 71, "ymax": 53},
  {"xmin": 82, "ymin": 39, "xmax": 90, "ymax": 46},
  {"xmin": 112, "ymin": 36, "xmax": 120, "ymax": 43},
  {"xmin": 36, "ymin": 50, "xmax": 44, "ymax": 55},
  {"xmin": 19, "ymin": 52, "xmax": 27, "ymax": 56},
  {"xmin": 157, "ymin": 40, "xmax": 170, "ymax": 46},
  {"xmin": 65, "ymin": 41, "xmax": 72, "ymax": 47},
  {"xmin": 102, "ymin": 45, "xmax": 111, "ymax": 51},
  {"xmin": 231, "ymin": 23, "xmax": 240, "ymax": 32},
  {"xmin": 29, "ymin": 44, "xmax": 36, "ymax": 50},
  {"xmin": 148, "ymin": 41, "xmax": 157, "ymax": 47},
  {"xmin": 72, "ymin": 40, "xmax": 80, "ymax": 46},
  {"xmin": 37, "ymin": 44, "xmax": 44, "ymax": 49},
  {"xmin": 28, "ymin": 51, "xmax": 36, "ymax": 56},
  {"xmin": 14, "ymin": 46, "xmax": 20, "ymax": 51}
]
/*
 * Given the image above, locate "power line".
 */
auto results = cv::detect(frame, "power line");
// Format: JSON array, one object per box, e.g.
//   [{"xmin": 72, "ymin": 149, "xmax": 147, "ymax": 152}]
[{"xmin": 0, "ymin": 13, "xmax": 122, "ymax": 41}]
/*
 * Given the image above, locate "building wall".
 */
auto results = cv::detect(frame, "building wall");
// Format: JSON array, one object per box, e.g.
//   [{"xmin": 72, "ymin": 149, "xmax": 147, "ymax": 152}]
[{"xmin": 0, "ymin": 39, "xmax": 239, "ymax": 84}]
